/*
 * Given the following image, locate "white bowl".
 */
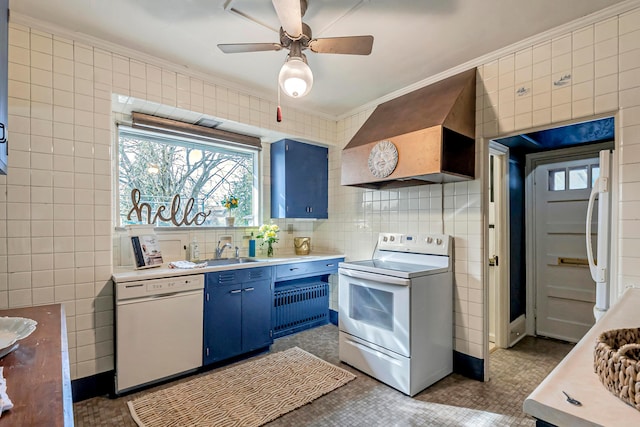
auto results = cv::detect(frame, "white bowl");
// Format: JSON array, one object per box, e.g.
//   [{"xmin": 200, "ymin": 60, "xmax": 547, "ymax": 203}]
[{"xmin": 0, "ymin": 317, "xmax": 37, "ymax": 349}]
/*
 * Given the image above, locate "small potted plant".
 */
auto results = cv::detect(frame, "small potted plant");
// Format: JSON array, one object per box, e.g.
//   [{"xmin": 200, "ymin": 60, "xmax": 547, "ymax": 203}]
[
  {"xmin": 221, "ymin": 194, "xmax": 239, "ymax": 226},
  {"xmin": 256, "ymin": 223, "xmax": 280, "ymax": 257}
]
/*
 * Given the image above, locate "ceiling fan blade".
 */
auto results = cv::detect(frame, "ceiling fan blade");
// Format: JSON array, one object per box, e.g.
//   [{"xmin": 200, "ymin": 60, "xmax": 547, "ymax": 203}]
[
  {"xmin": 218, "ymin": 43, "xmax": 283, "ymax": 54},
  {"xmin": 309, "ymin": 35, "xmax": 374, "ymax": 55},
  {"xmin": 272, "ymin": 0, "xmax": 303, "ymax": 39}
]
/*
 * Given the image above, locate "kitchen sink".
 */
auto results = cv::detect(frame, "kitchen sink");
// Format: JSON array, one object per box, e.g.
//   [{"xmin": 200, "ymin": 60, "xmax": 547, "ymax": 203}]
[{"xmin": 206, "ymin": 257, "xmax": 259, "ymax": 266}]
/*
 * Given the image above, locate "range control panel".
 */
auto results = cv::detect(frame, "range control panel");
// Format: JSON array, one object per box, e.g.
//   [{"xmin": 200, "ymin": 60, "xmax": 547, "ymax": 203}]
[{"xmin": 377, "ymin": 233, "xmax": 451, "ymax": 256}]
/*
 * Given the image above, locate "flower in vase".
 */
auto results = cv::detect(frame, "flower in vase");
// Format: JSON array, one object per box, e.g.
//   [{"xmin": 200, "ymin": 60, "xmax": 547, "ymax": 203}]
[
  {"xmin": 256, "ymin": 223, "xmax": 279, "ymax": 256},
  {"xmin": 221, "ymin": 194, "xmax": 239, "ymax": 215}
]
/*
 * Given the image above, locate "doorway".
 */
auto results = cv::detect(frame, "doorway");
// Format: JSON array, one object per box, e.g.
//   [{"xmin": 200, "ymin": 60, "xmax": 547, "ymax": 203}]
[{"xmin": 487, "ymin": 116, "xmax": 615, "ymax": 355}]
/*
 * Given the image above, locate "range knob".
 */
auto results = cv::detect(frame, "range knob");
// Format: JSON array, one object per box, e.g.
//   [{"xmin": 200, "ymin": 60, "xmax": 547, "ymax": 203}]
[
  {"xmin": 383, "ymin": 236, "xmax": 388, "ymax": 242},
  {"xmin": 436, "ymin": 238, "xmax": 443, "ymax": 245},
  {"xmin": 389, "ymin": 236, "xmax": 395, "ymax": 242},
  {"xmin": 426, "ymin": 237, "xmax": 433, "ymax": 244}
]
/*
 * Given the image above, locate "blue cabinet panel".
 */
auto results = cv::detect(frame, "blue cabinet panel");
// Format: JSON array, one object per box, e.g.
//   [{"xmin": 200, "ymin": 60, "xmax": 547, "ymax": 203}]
[
  {"xmin": 275, "ymin": 259, "xmax": 341, "ymax": 281},
  {"xmin": 241, "ymin": 279, "xmax": 272, "ymax": 352},
  {"xmin": 0, "ymin": 0, "xmax": 8, "ymax": 175},
  {"xmin": 204, "ymin": 267, "xmax": 272, "ymax": 365},
  {"xmin": 204, "ymin": 282, "xmax": 242, "ymax": 363},
  {"xmin": 271, "ymin": 139, "xmax": 328, "ymax": 219},
  {"xmin": 271, "ymin": 257, "xmax": 343, "ymax": 338}
]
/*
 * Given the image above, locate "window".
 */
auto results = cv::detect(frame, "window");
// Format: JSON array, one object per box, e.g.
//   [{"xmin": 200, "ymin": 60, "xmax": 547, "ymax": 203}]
[
  {"xmin": 117, "ymin": 126, "xmax": 258, "ymax": 227},
  {"xmin": 547, "ymin": 161, "xmax": 599, "ymax": 192},
  {"xmin": 591, "ymin": 165, "xmax": 600, "ymax": 187},
  {"xmin": 568, "ymin": 166, "xmax": 588, "ymax": 190},
  {"xmin": 548, "ymin": 169, "xmax": 566, "ymax": 191}
]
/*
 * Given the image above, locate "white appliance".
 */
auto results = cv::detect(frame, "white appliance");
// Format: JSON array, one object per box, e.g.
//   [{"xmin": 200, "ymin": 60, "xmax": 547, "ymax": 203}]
[
  {"xmin": 115, "ymin": 274, "xmax": 204, "ymax": 394},
  {"xmin": 586, "ymin": 149, "xmax": 613, "ymax": 321},
  {"xmin": 338, "ymin": 233, "xmax": 453, "ymax": 396}
]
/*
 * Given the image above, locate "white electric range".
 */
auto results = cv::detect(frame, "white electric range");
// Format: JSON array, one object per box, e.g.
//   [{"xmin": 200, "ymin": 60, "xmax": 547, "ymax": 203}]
[{"xmin": 338, "ymin": 232, "xmax": 453, "ymax": 396}]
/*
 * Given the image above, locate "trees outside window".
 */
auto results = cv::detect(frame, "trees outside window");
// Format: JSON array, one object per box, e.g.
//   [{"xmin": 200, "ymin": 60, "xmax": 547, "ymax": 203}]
[{"xmin": 118, "ymin": 127, "xmax": 257, "ymax": 227}]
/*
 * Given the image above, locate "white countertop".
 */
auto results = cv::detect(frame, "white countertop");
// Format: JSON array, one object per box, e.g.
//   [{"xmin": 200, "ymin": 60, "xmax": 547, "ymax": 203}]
[
  {"xmin": 523, "ymin": 287, "xmax": 640, "ymax": 427},
  {"xmin": 111, "ymin": 252, "xmax": 345, "ymax": 283}
]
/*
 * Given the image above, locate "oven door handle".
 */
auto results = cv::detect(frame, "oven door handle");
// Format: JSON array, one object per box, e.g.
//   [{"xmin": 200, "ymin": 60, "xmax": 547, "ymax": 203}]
[{"xmin": 338, "ymin": 268, "xmax": 410, "ymax": 286}]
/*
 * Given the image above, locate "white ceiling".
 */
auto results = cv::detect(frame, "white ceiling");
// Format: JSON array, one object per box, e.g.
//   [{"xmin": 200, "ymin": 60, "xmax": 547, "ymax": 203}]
[{"xmin": 11, "ymin": 0, "xmax": 630, "ymax": 118}]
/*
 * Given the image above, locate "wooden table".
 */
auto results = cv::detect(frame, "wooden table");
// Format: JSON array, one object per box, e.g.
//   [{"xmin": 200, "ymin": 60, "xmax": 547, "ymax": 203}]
[{"xmin": 0, "ymin": 304, "xmax": 73, "ymax": 426}]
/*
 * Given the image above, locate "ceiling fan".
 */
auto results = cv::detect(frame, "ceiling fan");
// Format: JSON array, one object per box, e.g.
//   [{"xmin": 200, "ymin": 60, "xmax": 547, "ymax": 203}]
[{"xmin": 218, "ymin": 0, "xmax": 374, "ymax": 99}]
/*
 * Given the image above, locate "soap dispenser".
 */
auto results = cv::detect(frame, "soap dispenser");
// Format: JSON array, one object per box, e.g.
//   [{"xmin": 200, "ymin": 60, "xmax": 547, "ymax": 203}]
[
  {"xmin": 249, "ymin": 232, "xmax": 256, "ymax": 257},
  {"xmin": 190, "ymin": 237, "xmax": 200, "ymax": 262}
]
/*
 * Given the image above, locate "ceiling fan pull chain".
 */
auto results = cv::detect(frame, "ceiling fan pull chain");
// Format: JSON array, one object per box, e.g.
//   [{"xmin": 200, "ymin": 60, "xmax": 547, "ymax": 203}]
[{"xmin": 277, "ymin": 84, "xmax": 283, "ymax": 122}]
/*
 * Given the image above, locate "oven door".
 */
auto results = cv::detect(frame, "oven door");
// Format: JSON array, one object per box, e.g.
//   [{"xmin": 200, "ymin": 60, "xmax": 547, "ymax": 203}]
[{"xmin": 338, "ymin": 267, "xmax": 410, "ymax": 357}]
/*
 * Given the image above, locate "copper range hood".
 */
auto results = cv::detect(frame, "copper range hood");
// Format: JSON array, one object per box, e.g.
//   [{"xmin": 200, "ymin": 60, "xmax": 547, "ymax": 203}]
[{"xmin": 341, "ymin": 68, "xmax": 476, "ymax": 189}]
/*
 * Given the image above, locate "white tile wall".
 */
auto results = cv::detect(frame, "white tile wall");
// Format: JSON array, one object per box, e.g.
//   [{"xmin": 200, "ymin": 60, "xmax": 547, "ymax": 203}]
[
  {"xmin": 328, "ymin": 6, "xmax": 640, "ymax": 362},
  {"xmin": 6, "ymin": 21, "xmax": 336, "ymax": 380},
  {"xmin": 9, "ymin": 5, "xmax": 640, "ymax": 379}
]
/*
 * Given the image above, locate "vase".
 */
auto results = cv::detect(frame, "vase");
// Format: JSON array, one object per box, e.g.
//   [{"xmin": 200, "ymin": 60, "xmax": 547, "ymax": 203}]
[
  {"xmin": 267, "ymin": 241, "xmax": 274, "ymax": 257},
  {"xmin": 225, "ymin": 216, "xmax": 235, "ymax": 227}
]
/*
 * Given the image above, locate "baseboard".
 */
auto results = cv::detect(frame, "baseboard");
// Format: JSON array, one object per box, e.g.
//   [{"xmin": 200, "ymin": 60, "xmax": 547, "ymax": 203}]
[
  {"xmin": 329, "ymin": 309, "xmax": 338, "ymax": 326},
  {"xmin": 509, "ymin": 314, "xmax": 527, "ymax": 347},
  {"xmin": 452, "ymin": 351, "xmax": 484, "ymax": 381},
  {"xmin": 72, "ymin": 370, "xmax": 114, "ymax": 402}
]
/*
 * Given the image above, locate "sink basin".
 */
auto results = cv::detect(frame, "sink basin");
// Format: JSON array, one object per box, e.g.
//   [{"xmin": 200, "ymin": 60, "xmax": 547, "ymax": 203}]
[{"xmin": 206, "ymin": 257, "xmax": 259, "ymax": 266}]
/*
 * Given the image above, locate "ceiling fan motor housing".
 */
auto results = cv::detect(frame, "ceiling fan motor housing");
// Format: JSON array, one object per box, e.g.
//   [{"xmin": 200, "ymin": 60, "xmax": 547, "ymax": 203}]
[{"xmin": 280, "ymin": 22, "xmax": 312, "ymax": 48}]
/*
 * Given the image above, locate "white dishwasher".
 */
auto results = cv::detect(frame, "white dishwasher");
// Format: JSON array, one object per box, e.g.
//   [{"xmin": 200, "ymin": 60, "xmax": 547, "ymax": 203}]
[{"xmin": 115, "ymin": 274, "xmax": 204, "ymax": 394}]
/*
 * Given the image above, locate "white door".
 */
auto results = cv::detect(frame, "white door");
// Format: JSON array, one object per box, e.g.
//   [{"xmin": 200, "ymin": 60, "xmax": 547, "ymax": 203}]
[
  {"xmin": 534, "ymin": 157, "xmax": 600, "ymax": 342},
  {"xmin": 488, "ymin": 155, "xmax": 497, "ymax": 344}
]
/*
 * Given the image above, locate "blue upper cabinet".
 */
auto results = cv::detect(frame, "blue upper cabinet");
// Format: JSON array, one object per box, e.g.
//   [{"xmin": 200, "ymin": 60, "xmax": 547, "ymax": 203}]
[
  {"xmin": 270, "ymin": 139, "xmax": 328, "ymax": 219},
  {"xmin": 0, "ymin": 0, "xmax": 8, "ymax": 175}
]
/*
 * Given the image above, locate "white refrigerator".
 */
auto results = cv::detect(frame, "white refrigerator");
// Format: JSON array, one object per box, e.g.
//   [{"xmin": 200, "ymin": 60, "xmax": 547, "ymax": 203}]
[{"xmin": 586, "ymin": 149, "xmax": 613, "ymax": 321}]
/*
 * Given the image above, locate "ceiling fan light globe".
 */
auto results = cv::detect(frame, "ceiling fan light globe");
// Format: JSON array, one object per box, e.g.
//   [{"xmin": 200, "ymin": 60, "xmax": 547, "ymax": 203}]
[
  {"xmin": 279, "ymin": 58, "xmax": 313, "ymax": 98},
  {"xmin": 283, "ymin": 77, "xmax": 307, "ymax": 97}
]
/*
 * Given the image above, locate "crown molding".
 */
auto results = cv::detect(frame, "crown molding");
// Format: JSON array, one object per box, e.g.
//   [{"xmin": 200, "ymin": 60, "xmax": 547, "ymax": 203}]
[
  {"xmin": 9, "ymin": 12, "xmax": 338, "ymax": 123},
  {"xmin": 337, "ymin": 0, "xmax": 640, "ymax": 121}
]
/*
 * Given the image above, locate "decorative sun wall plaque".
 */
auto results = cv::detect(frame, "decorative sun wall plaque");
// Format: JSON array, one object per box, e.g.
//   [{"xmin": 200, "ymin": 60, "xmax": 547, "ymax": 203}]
[
  {"xmin": 368, "ymin": 140, "xmax": 398, "ymax": 178},
  {"xmin": 126, "ymin": 189, "xmax": 212, "ymax": 226}
]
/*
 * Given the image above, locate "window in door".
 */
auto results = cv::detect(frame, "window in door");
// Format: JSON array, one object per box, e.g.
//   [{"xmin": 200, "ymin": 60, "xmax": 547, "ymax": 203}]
[{"xmin": 547, "ymin": 161, "xmax": 599, "ymax": 192}]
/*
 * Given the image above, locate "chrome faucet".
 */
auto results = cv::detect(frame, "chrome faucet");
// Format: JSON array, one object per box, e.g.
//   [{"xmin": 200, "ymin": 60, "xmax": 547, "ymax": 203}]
[{"xmin": 215, "ymin": 241, "xmax": 232, "ymax": 259}]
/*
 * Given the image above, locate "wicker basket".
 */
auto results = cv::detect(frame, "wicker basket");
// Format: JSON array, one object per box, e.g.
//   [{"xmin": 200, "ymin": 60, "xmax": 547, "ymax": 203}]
[{"xmin": 594, "ymin": 328, "xmax": 640, "ymax": 410}]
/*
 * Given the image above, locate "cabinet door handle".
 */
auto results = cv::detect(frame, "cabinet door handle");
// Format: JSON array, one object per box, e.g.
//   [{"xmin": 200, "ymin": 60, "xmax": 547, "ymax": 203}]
[
  {"xmin": 326, "ymin": 264, "xmax": 335, "ymax": 267},
  {"xmin": 230, "ymin": 289, "xmax": 242, "ymax": 294},
  {"xmin": 0, "ymin": 123, "xmax": 5, "ymax": 143},
  {"xmin": 244, "ymin": 287, "xmax": 255, "ymax": 292},
  {"xmin": 289, "ymin": 267, "xmax": 299, "ymax": 271}
]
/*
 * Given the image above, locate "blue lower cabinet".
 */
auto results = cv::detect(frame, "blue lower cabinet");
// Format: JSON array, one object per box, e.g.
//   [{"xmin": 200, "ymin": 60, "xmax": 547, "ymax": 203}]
[
  {"xmin": 204, "ymin": 268, "xmax": 272, "ymax": 365},
  {"xmin": 241, "ymin": 279, "xmax": 272, "ymax": 352},
  {"xmin": 204, "ymin": 282, "xmax": 243, "ymax": 363}
]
